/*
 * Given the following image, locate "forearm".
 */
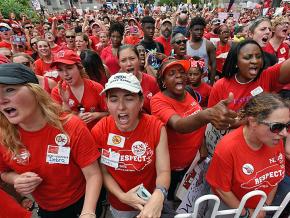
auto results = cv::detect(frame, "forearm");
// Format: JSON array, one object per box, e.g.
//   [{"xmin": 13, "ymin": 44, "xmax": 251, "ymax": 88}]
[
  {"xmin": 173, "ymin": 109, "xmax": 211, "ymax": 133},
  {"xmin": 215, "ymin": 189, "xmax": 243, "ymax": 209},
  {"xmin": 81, "ymin": 174, "xmax": 102, "ymax": 214},
  {"xmin": 266, "ymin": 186, "xmax": 278, "ymax": 205},
  {"xmin": 155, "ymin": 171, "xmax": 170, "ymax": 190},
  {"xmin": 102, "ymin": 167, "xmax": 126, "ymax": 201}
]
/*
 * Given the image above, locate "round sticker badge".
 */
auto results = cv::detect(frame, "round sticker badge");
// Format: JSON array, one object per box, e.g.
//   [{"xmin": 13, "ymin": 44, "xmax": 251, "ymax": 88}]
[
  {"xmin": 112, "ymin": 135, "xmax": 122, "ymax": 145},
  {"xmin": 131, "ymin": 141, "xmax": 147, "ymax": 157},
  {"xmin": 242, "ymin": 163, "xmax": 254, "ymax": 175},
  {"xmin": 55, "ymin": 133, "xmax": 69, "ymax": 146}
]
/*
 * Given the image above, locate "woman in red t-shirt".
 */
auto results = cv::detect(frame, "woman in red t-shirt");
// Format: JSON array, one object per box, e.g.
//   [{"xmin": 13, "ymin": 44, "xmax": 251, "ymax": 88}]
[
  {"xmin": 91, "ymin": 72, "xmax": 170, "ymax": 218},
  {"xmin": 51, "ymin": 50, "xmax": 108, "ymax": 130},
  {"xmin": 206, "ymin": 39, "xmax": 290, "ymax": 156},
  {"xmin": 216, "ymin": 24, "xmax": 231, "ymax": 76},
  {"xmin": 206, "ymin": 93, "xmax": 289, "ymax": 217},
  {"xmin": 0, "ymin": 63, "xmax": 102, "ymax": 218},
  {"xmin": 150, "ymin": 57, "xmax": 237, "ymax": 200},
  {"xmin": 34, "ymin": 39, "xmax": 58, "ymax": 81},
  {"xmin": 101, "ymin": 22, "xmax": 124, "ymax": 75},
  {"xmin": 117, "ymin": 44, "xmax": 160, "ymax": 114}
]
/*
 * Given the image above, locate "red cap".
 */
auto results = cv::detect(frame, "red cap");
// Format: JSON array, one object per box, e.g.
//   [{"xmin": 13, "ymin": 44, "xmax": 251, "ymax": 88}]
[
  {"xmin": 0, "ymin": 54, "xmax": 11, "ymax": 64},
  {"xmin": 52, "ymin": 50, "xmax": 81, "ymax": 66},
  {"xmin": 159, "ymin": 58, "xmax": 191, "ymax": 76}
]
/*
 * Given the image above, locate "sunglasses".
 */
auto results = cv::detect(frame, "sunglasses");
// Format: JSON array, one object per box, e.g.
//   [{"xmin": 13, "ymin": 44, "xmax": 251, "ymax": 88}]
[
  {"xmin": 259, "ymin": 121, "xmax": 290, "ymax": 133},
  {"xmin": 66, "ymin": 35, "xmax": 75, "ymax": 39},
  {"xmin": 0, "ymin": 27, "xmax": 10, "ymax": 32},
  {"xmin": 175, "ymin": 39, "xmax": 187, "ymax": 45},
  {"xmin": 25, "ymin": 26, "xmax": 34, "ymax": 29}
]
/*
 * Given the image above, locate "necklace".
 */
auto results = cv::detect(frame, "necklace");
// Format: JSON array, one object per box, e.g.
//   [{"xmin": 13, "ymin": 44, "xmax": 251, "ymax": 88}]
[{"xmin": 235, "ymin": 74, "xmax": 254, "ymax": 85}]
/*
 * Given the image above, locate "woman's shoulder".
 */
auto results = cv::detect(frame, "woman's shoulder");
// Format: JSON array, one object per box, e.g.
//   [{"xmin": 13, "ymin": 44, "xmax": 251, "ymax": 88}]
[
  {"xmin": 214, "ymin": 127, "xmax": 244, "ymax": 155},
  {"xmin": 84, "ymin": 78, "xmax": 104, "ymax": 90}
]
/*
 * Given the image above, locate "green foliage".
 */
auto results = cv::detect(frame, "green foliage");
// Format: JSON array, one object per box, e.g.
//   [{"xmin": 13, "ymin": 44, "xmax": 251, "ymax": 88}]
[{"xmin": 0, "ymin": 0, "xmax": 37, "ymax": 20}]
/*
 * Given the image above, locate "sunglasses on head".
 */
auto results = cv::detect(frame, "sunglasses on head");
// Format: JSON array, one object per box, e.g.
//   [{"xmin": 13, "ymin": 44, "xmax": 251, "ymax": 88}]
[
  {"xmin": 66, "ymin": 35, "xmax": 75, "ymax": 39},
  {"xmin": 174, "ymin": 39, "xmax": 187, "ymax": 45},
  {"xmin": 0, "ymin": 27, "xmax": 9, "ymax": 32},
  {"xmin": 259, "ymin": 121, "xmax": 290, "ymax": 133}
]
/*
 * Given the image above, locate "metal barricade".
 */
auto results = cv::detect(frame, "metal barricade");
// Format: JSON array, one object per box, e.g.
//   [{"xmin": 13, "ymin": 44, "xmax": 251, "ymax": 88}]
[{"xmin": 175, "ymin": 190, "xmax": 290, "ymax": 218}]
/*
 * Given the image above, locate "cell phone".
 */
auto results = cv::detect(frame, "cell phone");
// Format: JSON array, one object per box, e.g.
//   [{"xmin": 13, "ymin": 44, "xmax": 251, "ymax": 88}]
[
  {"xmin": 136, "ymin": 184, "xmax": 151, "ymax": 201},
  {"xmin": 11, "ymin": 35, "xmax": 26, "ymax": 45},
  {"xmin": 129, "ymin": 26, "xmax": 138, "ymax": 34},
  {"xmin": 229, "ymin": 13, "xmax": 233, "ymax": 17}
]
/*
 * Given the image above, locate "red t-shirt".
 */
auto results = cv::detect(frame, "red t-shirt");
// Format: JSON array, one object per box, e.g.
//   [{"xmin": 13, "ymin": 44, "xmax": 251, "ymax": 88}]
[
  {"xmin": 91, "ymin": 114, "xmax": 163, "ymax": 211},
  {"xmin": 151, "ymin": 92, "xmax": 205, "ymax": 170},
  {"xmin": 34, "ymin": 58, "xmax": 59, "ymax": 81},
  {"xmin": 155, "ymin": 36, "xmax": 172, "ymax": 56},
  {"xmin": 141, "ymin": 73, "xmax": 159, "ymax": 114},
  {"xmin": 208, "ymin": 63, "xmax": 282, "ymax": 111},
  {"xmin": 206, "ymin": 126, "xmax": 285, "ymax": 208},
  {"xmin": 124, "ymin": 35, "xmax": 141, "ymax": 46},
  {"xmin": 0, "ymin": 41, "xmax": 12, "ymax": 50},
  {"xmin": 51, "ymin": 78, "xmax": 106, "ymax": 130},
  {"xmin": 50, "ymin": 45, "xmax": 62, "ymax": 54},
  {"xmin": 0, "ymin": 115, "xmax": 100, "ymax": 211},
  {"xmin": 101, "ymin": 45, "xmax": 120, "ymax": 76},
  {"xmin": 90, "ymin": 35, "xmax": 100, "ymax": 52},
  {"xmin": 216, "ymin": 42, "xmax": 231, "ymax": 73},
  {"xmin": 191, "ymin": 82, "xmax": 212, "ymax": 108},
  {"xmin": 263, "ymin": 42, "xmax": 289, "ymax": 63},
  {"xmin": 204, "ymin": 32, "xmax": 220, "ymax": 45},
  {"xmin": 0, "ymin": 189, "xmax": 32, "ymax": 218}
]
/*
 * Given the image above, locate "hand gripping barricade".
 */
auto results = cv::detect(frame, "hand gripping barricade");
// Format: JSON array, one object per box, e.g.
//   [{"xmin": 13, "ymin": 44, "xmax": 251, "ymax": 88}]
[{"xmin": 175, "ymin": 190, "xmax": 290, "ymax": 218}]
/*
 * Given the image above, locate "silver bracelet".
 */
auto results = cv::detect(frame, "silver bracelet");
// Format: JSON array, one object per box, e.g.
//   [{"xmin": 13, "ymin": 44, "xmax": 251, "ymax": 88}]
[{"xmin": 79, "ymin": 212, "xmax": 96, "ymax": 217}]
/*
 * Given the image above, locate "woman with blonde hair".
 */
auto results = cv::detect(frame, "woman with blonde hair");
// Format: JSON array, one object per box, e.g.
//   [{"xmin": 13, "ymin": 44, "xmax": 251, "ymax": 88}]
[
  {"xmin": 51, "ymin": 50, "xmax": 108, "ymax": 130},
  {"xmin": 0, "ymin": 63, "xmax": 102, "ymax": 218}
]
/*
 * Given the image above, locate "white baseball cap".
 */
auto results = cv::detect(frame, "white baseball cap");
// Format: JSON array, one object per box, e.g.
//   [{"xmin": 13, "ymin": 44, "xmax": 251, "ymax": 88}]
[
  {"xmin": 101, "ymin": 72, "xmax": 143, "ymax": 95},
  {"xmin": 0, "ymin": 23, "xmax": 12, "ymax": 30}
]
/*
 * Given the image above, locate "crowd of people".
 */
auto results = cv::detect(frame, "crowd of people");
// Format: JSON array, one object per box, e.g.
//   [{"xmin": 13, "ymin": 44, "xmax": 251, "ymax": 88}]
[{"xmin": 0, "ymin": 1, "xmax": 289, "ymax": 218}]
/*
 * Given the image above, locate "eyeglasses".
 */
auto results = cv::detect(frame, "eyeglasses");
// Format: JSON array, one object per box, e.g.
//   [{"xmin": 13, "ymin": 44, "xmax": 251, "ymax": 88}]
[
  {"xmin": 174, "ymin": 39, "xmax": 187, "ymax": 45},
  {"xmin": 259, "ymin": 121, "xmax": 290, "ymax": 133},
  {"xmin": 66, "ymin": 35, "xmax": 75, "ymax": 39},
  {"xmin": 0, "ymin": 27, "xmax": 10, "ymax": 32}
]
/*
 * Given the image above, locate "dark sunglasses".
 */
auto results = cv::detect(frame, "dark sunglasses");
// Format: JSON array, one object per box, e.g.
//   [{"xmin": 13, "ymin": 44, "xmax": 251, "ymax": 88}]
[
  {"xmin": 25, "ymin": 26, "xmax": 34, "ymax": 29},
  {"xmin": 175, "ymin": 39, "xmax": 187, "ymax": 45},
  {"xmin": 66, "ymin": 35, "xmax": 75, "ymax": 39},
  {"xmin": 259, "ymin": 121, "xmax": 290, "ymax": 133},
  {"xmin": 0, "ymin": 27, "xmax": 10, "ymax": 32}
]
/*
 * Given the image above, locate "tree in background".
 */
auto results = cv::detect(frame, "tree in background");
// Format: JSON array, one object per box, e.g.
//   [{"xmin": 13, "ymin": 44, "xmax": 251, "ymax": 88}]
[{"xmin": 0, "ymin": 0, "xmax": 38, "ymax": 20}]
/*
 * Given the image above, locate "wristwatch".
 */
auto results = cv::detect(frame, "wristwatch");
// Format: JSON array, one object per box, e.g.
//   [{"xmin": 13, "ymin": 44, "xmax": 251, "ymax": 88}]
[
  {"xmin": 239, "ymin": 208, "xmax": 250, "ymax": 218},
  {"xmin": 155, "ymin": 185, "xmax": 168, "ymax": 199}
]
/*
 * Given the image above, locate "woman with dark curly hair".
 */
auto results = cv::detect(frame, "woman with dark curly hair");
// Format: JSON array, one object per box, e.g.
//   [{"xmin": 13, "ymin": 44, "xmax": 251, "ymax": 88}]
[
  {"xmin": 80, "ymin": 49, "xmax": 109, "ymax": 87},
  {"xmin": 101, "ymin": 22, "xmax": 125, "ymax": 75}
]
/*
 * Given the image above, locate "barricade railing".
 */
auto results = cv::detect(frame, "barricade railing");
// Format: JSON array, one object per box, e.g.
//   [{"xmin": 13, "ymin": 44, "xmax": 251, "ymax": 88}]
[{"xmin": 175, "ymin": 190, "xmax": 290, "ymax": 218}]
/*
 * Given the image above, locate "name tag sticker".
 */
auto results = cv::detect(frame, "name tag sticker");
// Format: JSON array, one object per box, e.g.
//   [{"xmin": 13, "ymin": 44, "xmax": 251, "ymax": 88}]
[
  {"xmin": 107, "ymin": 133, "xmax": 125, "ymax": 148},
  {"xmin": 250, "ymin": 86, "xmax": 263, "ymax": 96},
  {"xmin": 101, "ymin": 149, "xmax": 120, "ymax": 168},
  {"xmin": 46, "ymin": 145, "xmax": 70, "ymax": 164}
]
